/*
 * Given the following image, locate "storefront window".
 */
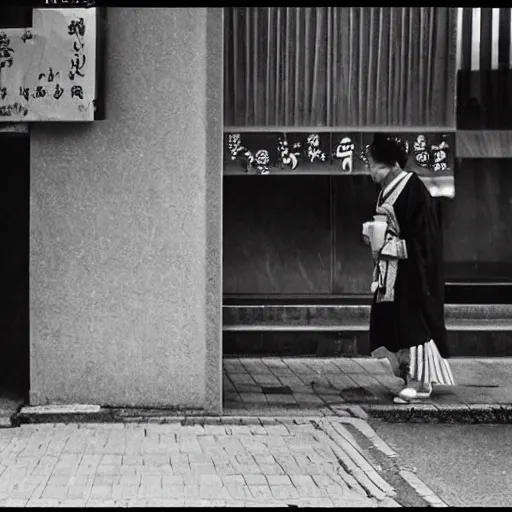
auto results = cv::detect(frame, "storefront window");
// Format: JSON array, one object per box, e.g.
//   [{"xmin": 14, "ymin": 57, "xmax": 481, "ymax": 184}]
[
  {"xmin": 223, "ymin": 7, "xmax": 512, "ymax": 299},
  {"xmin": 442, "ymin": 159, "xmax": 512, "ymax": 283}
]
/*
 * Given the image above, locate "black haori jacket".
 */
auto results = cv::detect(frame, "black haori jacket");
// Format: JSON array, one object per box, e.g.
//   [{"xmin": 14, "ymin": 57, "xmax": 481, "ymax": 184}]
[{"xmin": 369, "ymin": 172, "xmax": 450, "ymax": 358}]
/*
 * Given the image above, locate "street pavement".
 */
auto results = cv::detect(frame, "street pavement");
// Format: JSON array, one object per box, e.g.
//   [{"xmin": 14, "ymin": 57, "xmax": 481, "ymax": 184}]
[
  {"xmin": 1, "ymin": 356, "xmax": 510, "ymax": 507},
  {"xmin": 222, "ymin": 357, "xmax": 512, "ymax": 422},
  {"xmin": 374, "ymin": 423, "xmax": 512, "ymax": 507},
  {"xmin": 0, "ymin": 418, "xmax": 423, "ymax": 508},
  {"xmin": 6, "ymin": 357, "xmax": 512, "ymax": 428}
]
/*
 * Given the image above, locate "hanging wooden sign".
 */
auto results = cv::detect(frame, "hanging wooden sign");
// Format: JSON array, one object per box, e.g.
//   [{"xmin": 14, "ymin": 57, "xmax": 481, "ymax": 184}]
[{"xmin": 0, "ymin": 7, "xmax": 98, "ymax": 122}]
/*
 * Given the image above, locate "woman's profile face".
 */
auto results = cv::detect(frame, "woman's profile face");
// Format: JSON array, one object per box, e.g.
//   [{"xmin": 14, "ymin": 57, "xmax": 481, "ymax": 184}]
[{"xmin": 367, "ymin": 152, "xmax": 391, "ymax": 185}]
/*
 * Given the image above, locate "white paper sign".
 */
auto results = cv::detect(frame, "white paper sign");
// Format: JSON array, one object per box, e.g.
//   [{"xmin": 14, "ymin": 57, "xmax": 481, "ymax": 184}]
[{"xmin": 0, "ymin": 8, "xmax": 97, "ymax": 122}]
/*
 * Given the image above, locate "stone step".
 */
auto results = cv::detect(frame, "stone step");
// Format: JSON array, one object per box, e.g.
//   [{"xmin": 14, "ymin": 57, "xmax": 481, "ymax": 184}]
[{"xmin": 223, "ymin": 304, "xmax": 512, "ymax": 331}]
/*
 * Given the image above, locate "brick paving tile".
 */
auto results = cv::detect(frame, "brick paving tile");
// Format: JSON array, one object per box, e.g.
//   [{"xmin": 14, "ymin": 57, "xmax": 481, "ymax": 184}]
[
  {"xmin": 232, "ymin": 463, "xmax": 262, "ymax": 475},
  {"xmin": 262, "ymin": 359, "xmax": 290, "ymax": 369},
  {"xmin": 0, "ymin": 498, "xmax": 30, "ymax": 507},
  {"xmin": 196, "ymin": 474, "xmax": 222, "ymax": 487},
  {"xmin": 265, "ymin": 395, "xmax": 298, "ymax": 406},
  {"xmin": 85, "ymin": 500, "xmax": 122, "ymax": 507},
  {"xmin": 0, "ymin": 420, "xmax": 397, "ymax": 507},
  {"xmin": 40, "ymin": 485, "xmax": 69, "ymax": 500},
  {"xmin": 226, "ymin": 425, "xmax": 252, "ymax": 436},
  {"xmin": 258, "ymin": 463, "xmax": 287, "ymax": 476},
  {"xmin": 68, "ymin": 485, "xmax": 92, "ymax": 500},
  {"xmin": 213, "ymin": 464, "xmax": 238, "ymax": 476},
  {"xmin": 270, "ymin": 485, "xmax": 300, "ymax": 500},
  {"xmin": 266, "ymin": 474, "xmax": 292, "ymax": 486},
  {"xmin": 3, "ymin": 488, "xmax": 35, "ymax": 501},
  {"xmin": 229, "ymin": 374, "xmax": 257, "ymax": 386},
  {"xmin": 190, "ymin": 462, "xmax": 217, "ymax": 476},
  {"xmin": 89, "ymin": 485, "xmax": 115, "ymax": 500},
  {"xmin": 112, "ymin": 484, "xmax": 138, "ymax": 500},
  {"xmin": 240, "ymin": 394, "xmax": 268, "ymax": 405},
  {"xmin": 294, "ymin": 395, "xmax": 328, "ymax": 407},
  {"xmin": 252, "ymin": 454, "xmax": 274, "ymax": 465},
  {"xmin": 244, "ymin": 473, "xmax": 267, "ymax": 486},
  {"xmin": 160, "ymin": 485, "xmax": 184, "ymax": 500},
  {"xmin": 277, "ymin": 463, "xmax": 304, "ymax": 476},
  {"xmin": 254, "ymin": 378, "xmax": 283, "ymax": 388},
  {"xmin": 290, "ymin": 474, "xmax": 316, "ymax": 487},
  {"xmin": 163, "ymin": 474, "xmax": 184, "ymax": 486},
  {"xmin": 225, "ymin": 484, "xmax": 252, "ymax": 500},
  {"xmin": 248, "ymin": 484, "xmax": 274, "ymax": 500},
  {"xmin": 277, "ymin": 378, "xmax": 306, "ymax": 389},
  {"xmin": 199, "ymin": 485, "xmax": 231, "ymax": 500},
  {"xmin": 25, "ymin": 499, "xmax": 74, "ymax": 507}
]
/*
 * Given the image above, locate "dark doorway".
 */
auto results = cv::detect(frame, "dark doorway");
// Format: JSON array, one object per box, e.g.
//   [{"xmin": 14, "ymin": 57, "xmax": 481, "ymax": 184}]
[
  {"xmin": 1, "ymin": 132, "xmax": 30, "ymax": 401},
  {"xmin": 0, "ymin": 5, "xmax": 32, "ymax": 29}
]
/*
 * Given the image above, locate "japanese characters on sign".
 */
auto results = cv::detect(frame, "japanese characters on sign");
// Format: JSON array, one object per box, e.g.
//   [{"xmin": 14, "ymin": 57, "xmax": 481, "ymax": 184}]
[
  {"xmin": 0, "ymin": 32, "xmax": 14, "ymax": 70},
  {"xmin": 0, "ymin": 7, "xmax": 97, "ymax": 121},
  {"xmin": 224, "ymin": 132, "xmax": 455, "ymax": 198}
]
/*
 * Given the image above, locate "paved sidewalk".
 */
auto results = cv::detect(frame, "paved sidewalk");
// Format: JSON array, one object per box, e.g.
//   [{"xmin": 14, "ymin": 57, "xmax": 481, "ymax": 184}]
[
  {"xmin": 0, "ymin": 418, "xmax": 416, "ymax": 508},
  {"xmin": 6, "ymin": 357, "xmax": 512, "ymax": 427},
  {"xmin": 223, "ymin": 357, "xmax": 512, "ymax": 422}
]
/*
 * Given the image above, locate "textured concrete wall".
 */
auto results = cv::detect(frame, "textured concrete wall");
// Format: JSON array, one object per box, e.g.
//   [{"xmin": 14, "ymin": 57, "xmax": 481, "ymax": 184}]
[{"xmin": 29, "ymin": 8, "xmax": 223, "ymax": 411}]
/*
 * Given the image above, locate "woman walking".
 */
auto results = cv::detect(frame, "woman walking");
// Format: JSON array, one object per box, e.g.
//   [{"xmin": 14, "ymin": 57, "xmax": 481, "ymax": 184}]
[{"xmin": 363, "ymin": 134, "xmax": 455, "ymax": 403}]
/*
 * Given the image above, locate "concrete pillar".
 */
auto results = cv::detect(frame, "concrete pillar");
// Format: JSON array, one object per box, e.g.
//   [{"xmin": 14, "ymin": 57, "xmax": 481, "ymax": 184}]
[{"xmin": 29, "ymin": 8, "xmax": 223, "ymax": 413}]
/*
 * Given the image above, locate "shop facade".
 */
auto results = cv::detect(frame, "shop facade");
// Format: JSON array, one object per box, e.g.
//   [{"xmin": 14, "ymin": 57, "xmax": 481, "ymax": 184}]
[{"xmin": 222, "ymin": 7, "xmax": 512, "ymax": 358}]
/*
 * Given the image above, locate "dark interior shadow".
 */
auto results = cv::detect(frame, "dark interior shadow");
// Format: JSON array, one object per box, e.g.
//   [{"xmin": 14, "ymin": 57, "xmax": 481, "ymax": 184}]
[{"xmin": 1, "ymin": 133, "xmax": 30, "ymax": 403}]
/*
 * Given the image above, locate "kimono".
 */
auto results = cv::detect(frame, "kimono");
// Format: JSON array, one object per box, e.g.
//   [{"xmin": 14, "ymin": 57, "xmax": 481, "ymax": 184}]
[{"xmin": 369, "ymin": 170, "xmax": 455, "ymax": 388}]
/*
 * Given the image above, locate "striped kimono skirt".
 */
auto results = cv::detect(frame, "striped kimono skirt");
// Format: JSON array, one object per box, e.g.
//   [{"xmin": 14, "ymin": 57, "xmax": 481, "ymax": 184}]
[{"xmin": 372, "ymin": 341, "xmax": 455, "ymax": 391}]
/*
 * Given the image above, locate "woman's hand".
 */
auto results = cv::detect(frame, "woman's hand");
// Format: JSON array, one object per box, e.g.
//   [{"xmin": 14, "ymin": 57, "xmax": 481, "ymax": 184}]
[{"xmin": 363, "ymin": 234, "xmax": 371, "ymax": 246}]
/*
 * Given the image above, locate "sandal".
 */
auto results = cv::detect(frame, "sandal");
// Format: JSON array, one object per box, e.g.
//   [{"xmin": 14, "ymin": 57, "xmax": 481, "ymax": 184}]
[
  {"xmin": 393, "ymin": 384, "xmax": 433, "ymax": 403},
  {"xmin": 416, "ymin": 383, "xmax": 433, "ymax": 399},
  {"xmin": 393, "ymin": 387, "xmax": 418, "ymax": 404}
]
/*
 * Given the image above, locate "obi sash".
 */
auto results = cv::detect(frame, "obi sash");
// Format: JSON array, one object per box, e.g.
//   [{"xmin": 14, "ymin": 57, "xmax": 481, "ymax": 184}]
[{"xmin": 372, "ymin": 171, "xmax": 413, "ymax": 303}]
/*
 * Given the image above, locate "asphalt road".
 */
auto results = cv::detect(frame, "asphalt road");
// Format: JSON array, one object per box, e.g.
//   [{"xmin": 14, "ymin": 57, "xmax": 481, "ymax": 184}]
[{"xmin": 372, "ymin": 422, "xmax": 512, "ymax": 507}]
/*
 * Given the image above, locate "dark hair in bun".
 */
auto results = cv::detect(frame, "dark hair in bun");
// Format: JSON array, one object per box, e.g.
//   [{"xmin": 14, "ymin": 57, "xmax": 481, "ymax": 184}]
[{"xmin": 369, "ymin": 133, "xmax": 409, "ymax": 169}]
